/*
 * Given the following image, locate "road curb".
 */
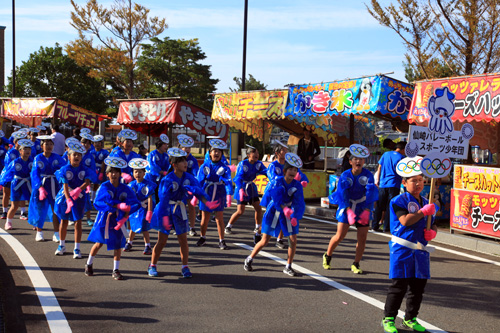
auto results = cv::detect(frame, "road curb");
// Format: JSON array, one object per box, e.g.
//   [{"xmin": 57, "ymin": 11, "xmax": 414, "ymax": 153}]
[{"xmin": 305, "ymin": 204, "xmax": 500, "ymax": 257}]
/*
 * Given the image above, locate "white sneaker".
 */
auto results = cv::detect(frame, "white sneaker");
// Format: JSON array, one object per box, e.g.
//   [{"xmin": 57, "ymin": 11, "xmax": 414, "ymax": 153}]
[
  {"xmin": 68, "ymin": 221, "xmax": 75, "ymax": 226},
  {"xmin": 73, "ymin": 249, "xmax": 82, "ymax": 259},
  {"xmin": 52, "ymin": 234, "xmax": 60, "ymax": 242},
  {"xmin": 35, "ymin": 232, "xmax": 45, "ymax": 242},
  {"xmin": 55, "ymin": 245, "xmax": 66, "ymax": 255}
]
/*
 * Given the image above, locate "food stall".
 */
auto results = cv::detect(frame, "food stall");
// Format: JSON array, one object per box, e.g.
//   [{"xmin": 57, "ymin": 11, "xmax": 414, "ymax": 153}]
[
  {"xmin": 409, "ymin": 73, "xmax": 500, "ymax": 237},
  {"xmin": 117, "ymin": 98, "xmax": 229, "ymax": 156},
  {"xmin": 284, "ymin": 75, "xmax": 413, "ymax": 199},
  {"xmin": 1, "ymin": 97, "xmax": 110, "ymax": 130},
  {"xmin": 212, "ymin": 89, "xmax": 332, "ymax": 198}
]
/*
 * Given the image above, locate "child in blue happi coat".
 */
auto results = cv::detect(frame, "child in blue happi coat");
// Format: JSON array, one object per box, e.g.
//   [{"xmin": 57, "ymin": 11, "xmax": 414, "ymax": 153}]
[
  {"xmin": 28, "ymin": 135, "xmax": 66, "ymax": 242},
  {"xmin": 86, "ymin": 156, "xmax": 140, "ymax": 281},
  {"xmin": 28, "ymin": 129, "xmax": 42, "ymax": 160},
  {"xmin": 0, "ymin": 139, "xmax": 34, "ymax": 231},
  {"xmin": 244, "ymin": 153, "xmax": 305, "ymax": 277},
  {"xmin": 226, "ymin": 145, "xmax": 267, "ymax": 242},
  {"xmin": 323, "ymin": 144, "xmax": 378, "ymax": 274},
  {"xmin": 195, "ymin": 139, "xmax": 233, "ymax": 250},
  {"xmin": 124, "ymin": 158, "xmax": 156, "ymax": 255},
  {"xmin": 0, "ymin": 131, "xmax": 8, "ymax": 173},
  {"xmin": 81, "ymin": 134, "xmax": 97, "ymax": 226},
  {"xmin": 93, "ymin": 135, "xmax": 109, "ymax": 184},
  {"xmin": 54, "ymin": 142, "xmax": 97, "ymax": 258},
  {"xmin": 2, "ymin": 132, "xmax": 24, "ymax": 220},
  {"xmin": 148, "ymin": 148, "xmax": 219, "ymax": 278},
  {"xmin": 177, "ymin": 134, "xmax": 200, "ymax": 237},
  {"xmin": 146, "ymin": 135, "xmax": 170, "ymax": 185},
  {"xmin": 261, "ymin": 142, "xmax": 309, "ymax": 249},
  {"xmin": 381, "ymin": 156, "xmax": 438, "ymax": 333},
  {"xmin": 109, "ymin": 129, "xmax": 140, "ymax": 184}
]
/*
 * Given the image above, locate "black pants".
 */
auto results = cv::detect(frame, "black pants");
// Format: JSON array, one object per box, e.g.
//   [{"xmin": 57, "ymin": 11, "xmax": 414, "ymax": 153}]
[
  {"xmin": 373, "ymin": 187, "xmax": 400, "ymax": 231},
  {"xmin": 384, "ymin": 278, "xmax": 427, "ymax": 319}
]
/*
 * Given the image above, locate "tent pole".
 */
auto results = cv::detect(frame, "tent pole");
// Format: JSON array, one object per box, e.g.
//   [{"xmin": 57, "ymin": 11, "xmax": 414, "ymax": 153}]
[
  {"xmin": 324, "ymin": 141, "xmax": 328, "ymax": 172},
  {"xmin": 148, "ymin": 124, "xmax": 151, "ymax": 152},
  {"xmin": 349, "ymin": 114, "xmax": 354, "ymax": 145},
  {"xmin": 262, "ymin": 120, "xmax": 266, "ymax": 155}
]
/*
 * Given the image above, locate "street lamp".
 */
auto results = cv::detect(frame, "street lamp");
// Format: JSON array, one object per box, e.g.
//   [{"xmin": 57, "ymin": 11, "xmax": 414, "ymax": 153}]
[
  {"xmin": 241, "ymin": 0, "xmax": 248, "ymax": 91},
  {"xmin": 12, "ymin": 0, "xmax": 16, "ymax": 97}
]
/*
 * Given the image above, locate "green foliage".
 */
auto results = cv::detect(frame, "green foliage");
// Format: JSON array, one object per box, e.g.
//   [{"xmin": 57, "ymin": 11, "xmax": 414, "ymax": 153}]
[
  {"xmin": 137, "ymin": 37, "xmax": 219, "ymax": 110},
  {"xmin": 367, "ymin": 0, "xmax": 500, "ymax": 79},
  {"xmin": 231, "ymin": 74, "xmax": 267, "ymax": 92},
  {"xmin": 1, "ymin": 44, "xmax": 108, "ymax": 114}
]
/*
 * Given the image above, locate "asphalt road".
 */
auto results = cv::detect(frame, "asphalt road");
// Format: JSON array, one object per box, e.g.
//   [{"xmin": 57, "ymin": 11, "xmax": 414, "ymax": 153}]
[{"xmin": 1, "ymin": 207, "xmax": 500, "ymax": 333}]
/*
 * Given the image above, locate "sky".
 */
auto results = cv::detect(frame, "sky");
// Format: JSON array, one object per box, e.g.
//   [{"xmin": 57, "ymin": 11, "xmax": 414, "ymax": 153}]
[{"xmin": 0, "ymin": 0, "xmax": 407, "ymax": 94}]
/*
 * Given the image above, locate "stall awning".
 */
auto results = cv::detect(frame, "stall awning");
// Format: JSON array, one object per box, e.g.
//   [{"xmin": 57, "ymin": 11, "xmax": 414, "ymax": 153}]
[
  {"xmin": 1, "ymin": 98, "xmax": 111, "ymax": 130},
  {"xmin": 409, "ymin": 73, "xmax": 500, "ymax": 152},
  {"xmin": 212, "ymin": 90, "xmax": 288, "ymax": 143},
  {"xmin": 285, "ymin": 75, "xmax": 413, "ymax": 121},
  {"xmin": 117, "ymin": 98, "xmax": 229, "ymax": 139},
  {"xmin": 211, "ymin": 89, "xmax": 379, "ymax": 146}
]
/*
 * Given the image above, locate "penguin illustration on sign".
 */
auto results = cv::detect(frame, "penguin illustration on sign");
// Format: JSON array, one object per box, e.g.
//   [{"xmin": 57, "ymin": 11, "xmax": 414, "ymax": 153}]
[{"xmin": 355, "ymin": 78, "xmax": 373, "ymax": 110}]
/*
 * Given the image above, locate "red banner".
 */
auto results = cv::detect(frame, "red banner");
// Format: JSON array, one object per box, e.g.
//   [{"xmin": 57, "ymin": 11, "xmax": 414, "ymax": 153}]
[
  {"xmin": 451, "ymin": 189, "xmax": 500, "ymax": 239},
  {"xmin": 409, "ymin": 74, "xmax": 500, "ymax": 152},
  {"xmin": 410, "ymin": 74, "xmax": 500, "ymax": 123},
  {"xmin": 118, "ymin": 99, "xmax": 229, "ymax": 139}
]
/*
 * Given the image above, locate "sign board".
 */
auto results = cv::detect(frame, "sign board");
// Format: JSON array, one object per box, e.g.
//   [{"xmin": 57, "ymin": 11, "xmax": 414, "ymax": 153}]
[
  {"xmin": 408, "ymin": 125, "xmax": 470, "ymax": 159},
  {"xmin": 451, "ymin": 164, "xmax": 500, "ymax": 239}
]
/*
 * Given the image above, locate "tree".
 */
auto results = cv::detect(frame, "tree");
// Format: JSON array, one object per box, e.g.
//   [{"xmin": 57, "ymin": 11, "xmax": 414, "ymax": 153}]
[
  {"xmin": 366, "ymin": 0, "xmax": 500, "ymax": 80},
  {"xmin": 1, "ymin": 44, "xmax": 108, "ymax": 114},
  {"xmin": 66, "ymin": 0, "xmax": 167, "ymax": 98},
  {"xmin": 231, "ymin": 74, "xmax": 267, "ymax": 92},
  {"xmin": 230, "ymin": 74, "xmax": 270, "ymax": 154},
  {"xmin": 137, "ymin": 37, "xmax": 219, "ymax": 110}
]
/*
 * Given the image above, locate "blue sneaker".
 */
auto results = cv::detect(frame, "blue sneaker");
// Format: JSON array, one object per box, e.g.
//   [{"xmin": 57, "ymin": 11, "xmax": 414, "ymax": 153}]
[
  {"xmin": 55, "ymin": 245, "xmax": 66, "ymax": 256},
  {"xmin": 181, "ymin": 267, "xmax": 192, "ymax": 278},
  {"xmin": 148, "ymin": 264, "xmax": 158, "ymax": 277},
  {"xmin": 73, "ymin": 249, "xmax": 82, "ymax": 259}
]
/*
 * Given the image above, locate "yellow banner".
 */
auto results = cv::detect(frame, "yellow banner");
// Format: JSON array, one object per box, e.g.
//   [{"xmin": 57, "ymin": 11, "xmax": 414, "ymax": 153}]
[
  {"xmin": 212, "ymin": 90, "xmax": 288, "ymax": 141},
  {"xmin": 3, "ymin": 98, "xmax": 55, "ymax": 117},
  {"xmin": 454, "ymin": 164, "xmax": 500, "ymax": 195},
  {"xmin": 254, "ymin": 171, "xmax": 327, "ymax": 199}
]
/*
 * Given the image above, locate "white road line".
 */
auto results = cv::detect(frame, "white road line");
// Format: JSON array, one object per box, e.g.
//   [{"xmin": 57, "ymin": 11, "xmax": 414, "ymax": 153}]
[
  {"xmin": 303, "ymin": 215, "xmax": 500, "ymax": 266},
  {"xmin": 0, "ymin": 228, "xmax": 71, "ymax": 333},
  {"xmin": 235, "ymin": 242, "xmax": 448, "ymax": 333}
]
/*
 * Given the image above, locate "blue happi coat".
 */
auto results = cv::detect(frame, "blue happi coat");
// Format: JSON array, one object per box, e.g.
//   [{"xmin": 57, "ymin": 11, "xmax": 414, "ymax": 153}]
[
  {"xmin": 146, "ymin": 149, "xmax": 170, "ymax": 183},
  {"xmin": 54, "ymin": 163, "xmax": 96, "ymax": 221},
  {"xmin": 88, "ymin": 181, "xmax": 140, "ymax": 250},
  {"xmin": 261, "ymin": 160, "xmax": 308, "ymax": 207},
  {"xmin": 128, "ymin": 178, "xmax": 157, "ymax": 233},
  {"xmin": 261, "ymin": 176, "xmax": 305, "ymax": 237},
  {"xmin": 329, "ymin": 168, "xmax": 378, "ymax": 224},
  {"xmin": 186, "ymin": 153, "xmax": 199, "ymax": 177},
  {"xmin": 196, "ymin": 159, "xmax": 233, "ymax": 212},
  {"xmin": 151, "ymin": 172, "xmax": 208, "ymax": 235},
  {"xmin": 389, "ymin": 192, "xmax": 438, "ymax": 279},
  {"xmin": 30, "ymin": 139, "xmax": 42, "ymax": 160},
  {"xmin": 0, "ymin": 145, "xmax": 8, "ymax": 172},
  {"xmin": 233, "ymin": 159, "xmax": 267, "ymax": 201},
  {"xmin": 28, "ymin": 153, "xmax": 66, "ymax": 228},
  {"xmin": 109, "ymin": 148, "xmax": 140, "ymax": 180},
  {"xmin": 94, "ymin": 148, "xmax": 109, "ymax": 180},
  {"xmin": 0, "ymin": 157, "xmax": 33, "ymax": 201},
  {"xmin": 4, "ymin": 147, "xmax": 20, "ymax": 171}
]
